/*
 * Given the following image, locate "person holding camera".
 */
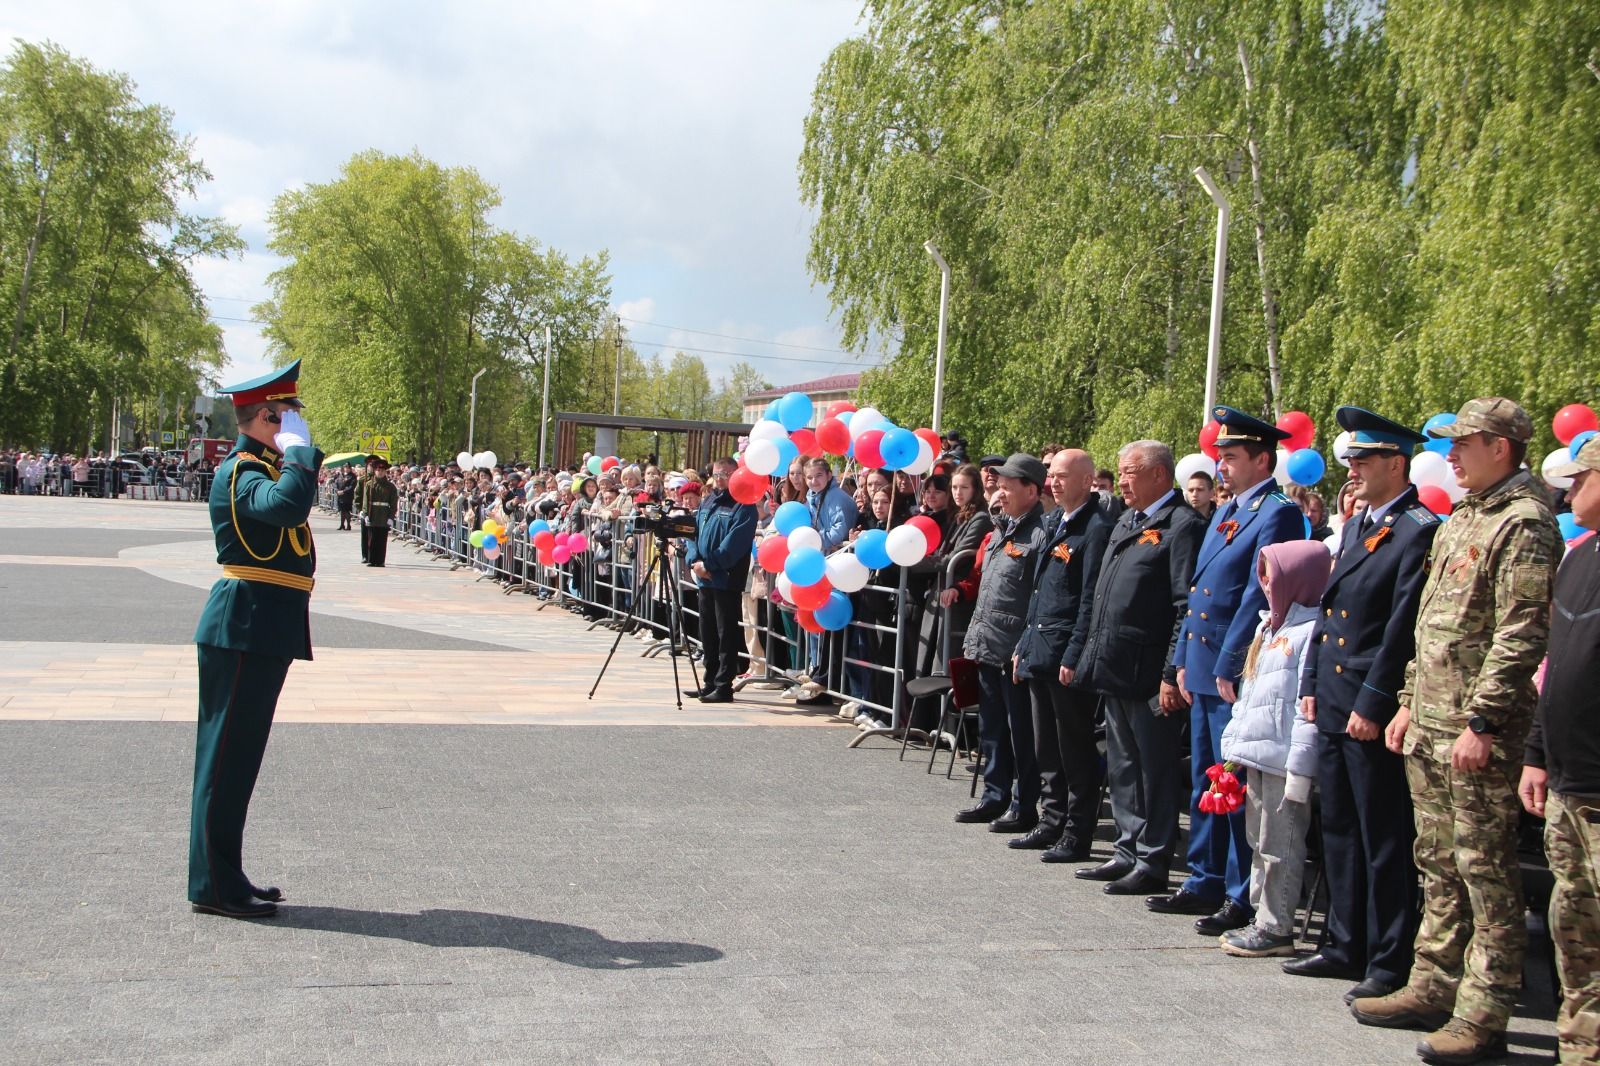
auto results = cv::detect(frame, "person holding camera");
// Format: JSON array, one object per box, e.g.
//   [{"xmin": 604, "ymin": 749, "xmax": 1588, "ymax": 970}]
[{"xmin": 683, "ymin": 458, "xmax": 758, "ymax": 704}]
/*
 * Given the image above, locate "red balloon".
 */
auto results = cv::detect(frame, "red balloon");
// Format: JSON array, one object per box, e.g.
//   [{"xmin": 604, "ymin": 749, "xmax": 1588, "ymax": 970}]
[
  {"xmin": 533, "ymin": 530, "xmax": 556, "ymax": 550},
  {"xmin": 1199, "ymin": 419, "xmax": 1222, "ymax": 460},
  {"xmin": 601, "ymin": 456, "xmax": 620, "ymax": 472},
  {"xmin": 825, "ymin": 400, "xmax": 858, "ymax": 418},
  {"xmin": 791, "ymin": 578, "xmax": 832, "ymax": 610},
  {"xmin": 537, "ymin": 548, "xmax": 555, "ymax": 567},
  {"xmin": 796, "ymin": 608, "xmax": 823, "ymax": 634},
  {"xmin": 816, "ymin": 417, "xmax": 851, "ymax": 455},
  {"xmin": 914, "ymin": 428, "xmax": 942, "ymax": 457},
  {"xmin": 728, "ymin": 465, "xmax": 767, "ymax": 504},
  {"xmin": 1553, "ymin": 404, "xmax": 1599, "ymax": 445},
  {"xmin": 855, "ymin": 429, "xmax": 886, "ymax": 468},
  {"xmin": 907, "ymin": 514, "xmax": 943, "ymax": 554},
  {"xmin": 790, "ymin": 428, "xmax": 820, "ymax": 457},
  {"xmin": 1276, "ymin": 410, "xmax": 1316, "ymax": 452},
  {"xmin": 1417, "ymin": 484, "xmax": 1452, "ymax": 515},
  {"xmin": 756, "ymin": 535, "xmax": 790, "ymax": 574}
]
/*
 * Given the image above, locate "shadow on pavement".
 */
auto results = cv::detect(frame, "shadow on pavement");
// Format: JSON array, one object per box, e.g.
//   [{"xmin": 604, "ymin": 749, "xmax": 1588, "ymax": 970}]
[{"xmin": 273, "ymin": 906, "xmax": 724, "ymax": 970}]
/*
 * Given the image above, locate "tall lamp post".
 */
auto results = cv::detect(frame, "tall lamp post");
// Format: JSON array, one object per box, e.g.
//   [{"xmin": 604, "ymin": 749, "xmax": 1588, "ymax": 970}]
[
  {"xmin": 538, "ymin": 325, "xmax": 553, "ymax": 469},
  {"xmin": 1194, "ymin": 166, "xmax": 1231, "ymax": 424},
  {"xmin": 467, "ymin": 367, "xmax": 487, "ymax": 453},
  {"xmin": 923, "ymin": 240, "xmax": 951, "ymax": 434}
]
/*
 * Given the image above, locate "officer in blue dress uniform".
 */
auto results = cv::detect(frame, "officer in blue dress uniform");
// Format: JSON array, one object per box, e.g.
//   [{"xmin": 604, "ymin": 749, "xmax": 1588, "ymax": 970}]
[
  {"xmin": 188, "ymin": 359, "xmax": 323, "ymax": 919},
  {"xmin": 1283, "ymin": 406, "xmax": 1439, "ymax": 1003},
  {"xmin": 1148, "ymin": 405, "xmax": 1306, "ymax": 936}
]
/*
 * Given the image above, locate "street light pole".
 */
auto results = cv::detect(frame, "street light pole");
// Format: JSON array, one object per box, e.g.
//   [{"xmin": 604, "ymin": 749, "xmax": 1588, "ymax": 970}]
[
  {"xmin": 467, "ymin": 367, "xmax": 488, "ymax": 453},
  {"xmin": 1194, "ymin": 166, "xmax": 1230, "ymax": 425},
  {"xmin": 539, "ymin": 324, "xmax": 552, "ymax": 469},
  {"xmin": 923, "ymin": 240, "xmax": 951, "ymax": 434},
  {"xmin": 612, "ymin": 313, "xmax": 622, "ymax": 416}
]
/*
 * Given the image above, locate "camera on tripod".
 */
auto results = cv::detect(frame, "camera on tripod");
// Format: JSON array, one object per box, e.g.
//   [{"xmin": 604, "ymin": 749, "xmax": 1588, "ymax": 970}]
[{"xmin": 633, "ymin": 503, "xmax": 698, "ymax": 540}]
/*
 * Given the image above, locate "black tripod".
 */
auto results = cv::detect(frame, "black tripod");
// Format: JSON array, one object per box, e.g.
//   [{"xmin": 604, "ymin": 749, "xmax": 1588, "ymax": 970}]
[{"xmin": 588, "ymin": 532, "xmax": 700, "ymax": 709}]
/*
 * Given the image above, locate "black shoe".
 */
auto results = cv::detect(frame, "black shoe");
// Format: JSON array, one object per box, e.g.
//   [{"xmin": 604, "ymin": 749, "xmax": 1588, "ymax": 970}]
[
  {"xmin": 682, "ymin": 686, "xmax": 709, "ymax": 699},
  {"xmin": 1040, "ymin": 839, "xmax": 1092, "ymax": 863},
  {"xmin": 698, "ymin": 687, "xmax": 733, "ymax": 703},
  {"xmin": 249, "ymin": 884, "xmax": 284, "ymax": 903},
  {"xmin": 1282, "ymin": 953, "xmax": 1364, "ymax": 981},
  {"xmin": 1344, "ymin": 978, "xmax": 1399, "ymax": 1006},
  {"xmin": 965, "ymin": 762, "xmax": 981, "ymax": 775},
  {"xmin": 1007, "ymin": 825, "xmax": 1061, "ymax": 850},
  {"xmin": 1075, "ymin": 859, "xmax": 1133, "ymax": 882},
  {"xmin": 1105, "ymin": 870, "xmax": 1167, "ymax": 896},
  {"xmin": 191, "ymin": 898, "xmax": 278, "ymax": 919},
  {"xmin": 1194, "ymin": 899, "xmax": 1252, "ymax": 936},
  {"xmin": 1146, "ymin": 888, "xmax": 1221, "ymax": 915},
  {"xmin": 955, "ymin": 801, "xmax": 1006, "ymax": 824},
  {"xmin": 988, "ymin": 813, "xmax": 1038, "ymax": 835}
]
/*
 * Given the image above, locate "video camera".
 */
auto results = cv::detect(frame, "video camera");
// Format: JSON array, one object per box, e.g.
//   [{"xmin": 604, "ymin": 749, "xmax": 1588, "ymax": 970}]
[{"xmin": 632, "ymin": 503, "xmax": 698, "ymax": 540}]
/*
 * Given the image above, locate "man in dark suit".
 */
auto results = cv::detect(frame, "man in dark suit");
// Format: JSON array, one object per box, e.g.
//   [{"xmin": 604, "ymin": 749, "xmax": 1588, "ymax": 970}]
[
  {"xmin": 1286, "ymin": 406, "xmax": 1438, "ymax": 1004},
  {"xmin": 1011, "ymin": 449, "xmax": 1113, "ymax": 861},
  {"xmin": 1073, "ymin": 440, "xmax": 1206, "ymax": 895},
  {"xmin": 1150, "ymin": 406, "xmax": 1306, "ymax": 937}
]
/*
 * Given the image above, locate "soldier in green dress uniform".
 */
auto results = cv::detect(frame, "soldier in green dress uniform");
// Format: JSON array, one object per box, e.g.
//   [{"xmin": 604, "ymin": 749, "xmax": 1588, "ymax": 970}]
[{"xmin": 188, "ymin": 359, "xmax": 324, "ymax": 919}]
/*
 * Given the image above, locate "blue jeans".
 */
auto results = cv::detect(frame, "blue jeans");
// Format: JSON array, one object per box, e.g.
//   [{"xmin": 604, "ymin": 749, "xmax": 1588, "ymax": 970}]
[
  {"xmin": 975, "ymin": 661, "xmax": 1038, "ymax": 815},
  {"xmin": 1182, "ymin": 692, "xmax": 1253, "ymax": 908}
]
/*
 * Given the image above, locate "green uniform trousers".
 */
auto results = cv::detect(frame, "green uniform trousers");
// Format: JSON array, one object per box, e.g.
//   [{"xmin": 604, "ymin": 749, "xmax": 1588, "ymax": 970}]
[
  {"xmin": 1405, "ymin": 728, "xmax": 1526, "ymax": 1032},
  {"xmin": 188, "ymin": 643, "xmax": 291, "ymax": 905},
  {"xmin": 1546, "ymin": 790, "xmax": 1600, "ymax": 1064}
]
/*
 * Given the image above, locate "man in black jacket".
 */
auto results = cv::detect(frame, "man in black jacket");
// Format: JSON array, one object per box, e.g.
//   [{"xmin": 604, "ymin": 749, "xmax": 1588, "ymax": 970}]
[
  {"xmin": 1287, "ymin": 407, "xmax": 1439, "ymax": 1005},
  {"xmin": 1521, "ymin": 435, "xmax": 1600, "ymax": 1063},
  {"xmin": 1072, "ymin": 440, "xmax": 1205, "ymax": 896},
  {"xmin": 1011, "ymin": 449, "xmax": 1113, "ymax": 861}
]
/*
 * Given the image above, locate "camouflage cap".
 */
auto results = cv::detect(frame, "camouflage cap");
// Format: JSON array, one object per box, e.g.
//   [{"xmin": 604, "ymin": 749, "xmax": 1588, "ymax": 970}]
[
  {"xmin": 1426, "ymin": 397, "xmax": 1534, "ymax": 443},
  {"xmin": 1546, "ymin": 436, "xmax": 1600, "ymax": 479}
]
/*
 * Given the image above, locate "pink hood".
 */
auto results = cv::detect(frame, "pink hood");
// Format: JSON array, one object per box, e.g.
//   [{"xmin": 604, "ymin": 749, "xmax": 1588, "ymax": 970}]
[{"xmin": 1259, "ymin": 540, "xmax": 1332, "ymax": 631}]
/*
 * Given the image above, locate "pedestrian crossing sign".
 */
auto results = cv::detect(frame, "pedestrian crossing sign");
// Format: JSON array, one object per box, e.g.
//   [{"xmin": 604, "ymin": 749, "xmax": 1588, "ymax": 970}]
[
  {"xmin": 161, "ymin": 431, "xmax": 175, "ymax": 444},
  {"xmin": 373, "ymin": 435, "xmax": 391, "ymax": 457}
]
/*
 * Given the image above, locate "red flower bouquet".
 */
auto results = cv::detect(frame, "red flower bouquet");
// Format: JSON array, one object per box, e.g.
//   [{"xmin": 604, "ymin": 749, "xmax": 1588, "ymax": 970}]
[{"xmin": 1199, "ymin": 761, "xmax": 1246, "ymax": 814}]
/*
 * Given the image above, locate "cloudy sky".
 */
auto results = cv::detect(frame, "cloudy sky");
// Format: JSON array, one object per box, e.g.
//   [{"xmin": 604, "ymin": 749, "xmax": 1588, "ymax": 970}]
[{"xmin": 1, "ymin": 1, "xmax": 882, "ymax": 390}]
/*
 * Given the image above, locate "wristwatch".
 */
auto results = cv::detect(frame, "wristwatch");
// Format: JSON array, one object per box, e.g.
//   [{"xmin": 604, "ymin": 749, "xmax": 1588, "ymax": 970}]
[{"xmin": 1467, "ymin": 714, "xmax": 1500, "ymax": 737}]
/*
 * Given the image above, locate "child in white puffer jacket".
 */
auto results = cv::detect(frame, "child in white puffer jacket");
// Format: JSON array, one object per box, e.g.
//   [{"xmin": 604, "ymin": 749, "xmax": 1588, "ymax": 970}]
[{"xmin": 1217, "ymin": 539, "xmax": 1332, "ymax": 958}]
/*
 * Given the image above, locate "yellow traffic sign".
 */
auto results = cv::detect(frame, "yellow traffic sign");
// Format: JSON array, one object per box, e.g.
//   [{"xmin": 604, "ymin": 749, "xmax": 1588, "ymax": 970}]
[
  {"xmin": 358, "ymin": 428, "xmax": 374, "ymax": 449},
  {"xmin": 372, "ymin": 434, "xmax": 391, "ymax": 456}
]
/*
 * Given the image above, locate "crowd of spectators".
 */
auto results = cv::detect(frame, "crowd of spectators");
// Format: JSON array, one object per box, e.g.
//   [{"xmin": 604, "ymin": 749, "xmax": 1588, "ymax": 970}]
[{"xmin": 0, "ymin": 447, "xmax": 215, "ymax": 498}]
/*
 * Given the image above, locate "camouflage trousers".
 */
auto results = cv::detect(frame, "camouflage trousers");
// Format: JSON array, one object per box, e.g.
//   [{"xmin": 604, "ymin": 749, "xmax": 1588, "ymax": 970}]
[
  {"xmin": 1546, "ymin": 790, "xmax": 1600, "ymax": 1064},
  {"xmin": 1405, "ymin": 736, "xmax": 1526, "ymax": 1032}
]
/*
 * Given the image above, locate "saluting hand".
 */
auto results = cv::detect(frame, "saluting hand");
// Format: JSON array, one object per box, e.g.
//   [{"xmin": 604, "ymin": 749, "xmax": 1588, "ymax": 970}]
[{"xmin": 274, "ymin": 409, "xmax": 312, "ymax": 451}]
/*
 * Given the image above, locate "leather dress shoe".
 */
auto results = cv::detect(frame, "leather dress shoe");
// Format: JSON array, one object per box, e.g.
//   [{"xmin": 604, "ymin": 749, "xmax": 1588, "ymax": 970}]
[
  {"xmin": 1194, "ymin": 899, "xmax": 1252, "ymax": 936},
  {"xmin": 1105, "ymin": 869, "xmax": 1167, "ymax": 896},
  {"xmin": 1075, "ymin": 859, "xmax": 1133, "ymax": 882},
  {"xmin": 955, "ymin": 801, "xmax": 1006, "ymax": 824},
  {"xmin": 191, "ymin": 898, "xmax": 278, "ymax": 919},
  {"xmin": 1040, "ymin": 839, "xmax": 1092, "ymax": 863},
  {"xmin": 249, "ymin": 884, "xmax": 285, "ymax": 903},
  {"xmin": 1007, "ymin": 825, "xmax": 1061, "ymax": 850},
  {"xmin": 698, "ymin": 687, "xmax": 733, "ymax": 703},
  {"xmin": 988, "ymin": 812, "xmax": 1038, "ymax": 834},
  {"xmin": 1145, "ymin": 888, "xmax": 1221, "ymax": 915},
  {"xmin": 682, "ymin": 686, "xmax": 709, "ymax": 699},
  {"xmin": 1281, "ymin": 953, "xmax": 1363, "ymax": 981},
  {"xmin": 1344, "ymin": 977, "xmax": 1399, "ymax": 1006}
]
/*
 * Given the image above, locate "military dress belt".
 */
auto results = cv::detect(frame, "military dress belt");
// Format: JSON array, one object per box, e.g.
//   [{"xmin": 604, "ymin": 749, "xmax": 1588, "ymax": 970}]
[{"xmin": 221, "ymin": 564, "xmax": 315, "ymax": 592}]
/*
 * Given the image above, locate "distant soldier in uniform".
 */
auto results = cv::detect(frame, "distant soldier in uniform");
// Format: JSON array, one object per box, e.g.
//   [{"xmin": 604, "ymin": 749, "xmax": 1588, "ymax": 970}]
[
  {"xmin": 1521, "ymin": 436, "xmax": 1600, "ymax": 1065},
  {"xmin": 1287, "ymin": 407, "xmax": 1439, "ymax": 1005},
  {"xmin": 1353, "ymin": 397, "xmax": 1560, "ymax": 1065},
  {"xmin": 364, "ymin": 458, "xmax": 398, "ymax": 567},
  {"xmin": 1149, "ymin": 406, "xmax": 1304, "ymax": 938},
  {"xmin": 189, "ymin": 359, "xmax": 323, "ymax": 919},
  {"xmin": 356, "ymin": 456, "xmax": 376, "ymax": 563}
]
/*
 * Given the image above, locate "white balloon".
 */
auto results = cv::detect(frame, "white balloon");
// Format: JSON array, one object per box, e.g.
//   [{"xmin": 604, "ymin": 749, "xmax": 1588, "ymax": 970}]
[
  {"xmin": 1332, "ymin": 430, "xmax": 1355, "ymax": 468},
  {"xmin": 1173, "ymin": 452, "xmax": 1216, "ymax": 486},
  {"xmin": 825, "ymin": 552, "xmax": 871, "ymax": 593},
  {"xmin": 849, "ymin": 406, "xmax": 885, "ymax": 440},
  {"xmin": 482, "ymin": 451, "xmax": 497, "ymax": 469},
  {"xmin": 1411, "ymin": 450, "xmax": 1452, "ymax": 490},
  {"xmin": 456, "ymin": 451, "xmax": 473, "ymax": 469},
  {"xmin": 774, "ymin": 573, "xmax": 794, "ymax": 603},
  {"xmin": 749, "ymin": 419, "xmax": 788, "ymax": 442},
  {"xmin": 1443, "ymin": 479, "xmax": 1467, "ymax": 504},
  {"xmin": 1542, "ymin": 447, "xmax": 1576, "ymax": 490},
  {"xmin": 744, "ymin": 438, "xmax": 780, "ymax": 476},
  {"xmin": 885, "ymin": 524, "xmax": 930, "ymax": 566},
  {"xmin": 1275, "ymin": 448, "xmax": 1295, "ymax": 483},
  {"xmin": 786, "ymin": 526, "xmax": 822, "ymax": 552}
]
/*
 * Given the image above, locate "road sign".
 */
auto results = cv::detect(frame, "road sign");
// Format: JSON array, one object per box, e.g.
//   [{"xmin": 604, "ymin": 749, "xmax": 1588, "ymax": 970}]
[
  {"xmin": 372, "ymin": 434, "xmax": 391, "ymax": 457},
  {"xmin": 161, "ymin": 431, "xmax": 175, "ymax": 444}
]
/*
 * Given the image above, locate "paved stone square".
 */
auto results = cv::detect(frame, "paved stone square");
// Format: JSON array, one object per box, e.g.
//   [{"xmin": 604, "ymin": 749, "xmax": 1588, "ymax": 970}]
[{"xmin": 0, "ymin": 496, "xmax": 1561, "ymax": 1063}]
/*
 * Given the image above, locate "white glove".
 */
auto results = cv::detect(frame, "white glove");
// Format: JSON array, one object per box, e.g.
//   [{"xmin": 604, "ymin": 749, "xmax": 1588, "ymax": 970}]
[
  {"xmin": 274, "ymin": 408, "xmax": 312, "ymax": 452},
  {"xmin": 1283, "ymin": 772, "xmax": 1313, "ymax": 805}
]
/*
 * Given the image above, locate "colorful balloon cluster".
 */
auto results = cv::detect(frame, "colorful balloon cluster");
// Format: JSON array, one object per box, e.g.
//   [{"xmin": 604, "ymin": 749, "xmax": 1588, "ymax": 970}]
[
  {"xmin": 1196, "ymin": 409, "xmax": 1325, "ymax": 487},
  {"xmin": 525, "ymin": 519, "xmax": 590, "ymax": 566},
  {"xmin": 585, "ymin": 454, "xmax": 622, "ymax": 476}
]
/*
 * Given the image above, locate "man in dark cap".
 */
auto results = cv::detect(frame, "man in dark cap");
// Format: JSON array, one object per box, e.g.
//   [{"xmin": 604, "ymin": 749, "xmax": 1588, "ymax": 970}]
[
  {"xmin": 364, "ymin": 457, "xmax": 398, "ymax": 567},
  {"xmin": 1285, "ymin": 407, "xmax": 1439, "ymax": 1001},
  {"xmin": 189, "ymin": 359, "xmax": 323, "ymax": 919},
  {"xmin": 1148, "ymin": 405, "xmax": 1305, "ymax": 939}
]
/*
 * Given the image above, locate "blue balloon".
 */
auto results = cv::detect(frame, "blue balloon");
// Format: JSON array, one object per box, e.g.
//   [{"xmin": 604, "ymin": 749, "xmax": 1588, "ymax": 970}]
[
  {"xmin": 773, "ymin": 500, "xmax": 811, "ymax": 536},
  {"xmin": 1571, "ymin": 430, "xmax": 1598, "ymax": 459},
  {"xmin": 814, "ymin": 590, "xmax": 854, "ymax": 631},
  {"xmin": 784, "ymin": 546, "xmax": 826, "ymax": 586},
  {"xmin": 1285, "ymin": 448, "xmax": 1326, "ymax": 486},
  {"xmin": 1422, "ymin": 413, "xmax": 1455, "ymax": 455},
  {"xmin": 1558, "ymin": 512, "xmax": 1584, "ymax": 542},
  {"xmin": 879, "ymin": 427, "xmax": 919, "ymax": 470},
  {"xmin": 483, "ymin": 533, "xmax": 499, "ymax": 551},
  {"xmin": 773, "ymin": 435, "xmax": 800, "ymax": 475},
  {"xmin": 836, "ymin": 410, "xmax": 853, "ymax": 428},
  {"xmin": 1303, "ymin": 515, "xmax": 1313, "ymax": 539},
  {"xmin": 527, "ymin": 519, "xmax": 550, "ymax": 537},
  {"xmin": 778, "ymin": 392, "xmax": 814, "ymax": 432},
  {"xmin": 855, "ymin": 528, "xmax": 892, "ymax": 570}
]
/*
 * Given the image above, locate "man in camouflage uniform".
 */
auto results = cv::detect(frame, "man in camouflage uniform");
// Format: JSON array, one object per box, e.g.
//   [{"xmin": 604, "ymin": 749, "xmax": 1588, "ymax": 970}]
[
  {"xmin": 1353, "ymin": 398, "xmax": 1560, "ymax": 1064},
  {"xmin": 1522, "ymin": 436, "xmax": 1600, "ymax": 1065}
]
